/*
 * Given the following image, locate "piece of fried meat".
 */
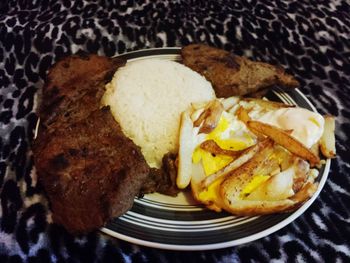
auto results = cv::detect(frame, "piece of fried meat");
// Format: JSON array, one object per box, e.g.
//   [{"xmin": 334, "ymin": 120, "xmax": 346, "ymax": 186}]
[
  {"xmin": 181, "ymin": 44, "xmax": 299, "ymax": 98},
  {"xmin": 33, "ymin": 54, "xmax": 150, "ymax": 234}
]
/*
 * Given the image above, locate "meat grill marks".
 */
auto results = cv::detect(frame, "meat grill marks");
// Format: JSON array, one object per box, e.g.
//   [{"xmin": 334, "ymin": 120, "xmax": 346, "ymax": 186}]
[
  {"xmin": 33, "ymin": 54, "xmax": 150, "ymax": 234},
  {"xmin": 181, "ymin": 44, "xmax": 299, "ymax": 98}
]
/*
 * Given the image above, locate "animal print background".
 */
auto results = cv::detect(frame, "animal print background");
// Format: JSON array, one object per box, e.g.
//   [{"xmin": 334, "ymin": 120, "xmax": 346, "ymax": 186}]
[{"xmin": 0, "ymin": 0, "xmax": 349, "ymax": 262}]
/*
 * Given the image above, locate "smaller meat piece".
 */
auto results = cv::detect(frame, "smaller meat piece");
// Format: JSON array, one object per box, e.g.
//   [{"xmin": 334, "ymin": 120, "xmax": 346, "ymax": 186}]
[
  {"xmin": 181, "ymin": 44, "xmax": 299, "ymax": 98},
  {"xmin": 140, "ymin": 153, "xmax": 180, "ymax": 197}
]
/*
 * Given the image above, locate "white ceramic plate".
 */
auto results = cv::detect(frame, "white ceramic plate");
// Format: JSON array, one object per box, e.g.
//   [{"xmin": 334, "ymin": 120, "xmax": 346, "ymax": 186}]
[{"xmin": 101, "ymin": 48, "xmax": 331, "ymax": 251}]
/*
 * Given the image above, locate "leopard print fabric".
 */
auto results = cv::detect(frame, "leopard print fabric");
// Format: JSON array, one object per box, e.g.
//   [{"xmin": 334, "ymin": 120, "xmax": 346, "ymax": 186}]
[{"xmin": 1, "ymin": 0, "xmax": 349, "ymax": 262}]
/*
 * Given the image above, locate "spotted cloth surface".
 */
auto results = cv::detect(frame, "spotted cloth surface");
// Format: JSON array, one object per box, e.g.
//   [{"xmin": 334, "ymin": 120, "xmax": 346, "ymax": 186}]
[{"xmin": 0, "ymin": 0, "xmax": 349, "ymax": 262}]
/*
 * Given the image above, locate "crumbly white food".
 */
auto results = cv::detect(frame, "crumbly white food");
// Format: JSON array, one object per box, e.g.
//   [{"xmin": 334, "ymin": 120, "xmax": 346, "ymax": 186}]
[{"xmin": 102, "ymin": 58, "xmax": 216, "ymax": 168}]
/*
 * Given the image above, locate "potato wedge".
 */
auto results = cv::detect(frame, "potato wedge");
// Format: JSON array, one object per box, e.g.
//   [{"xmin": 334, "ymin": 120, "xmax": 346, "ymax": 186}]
[
  {"xmin": 292, "ymin": 158, "xmax": 310, "ymax": 192},
  {"xmin": 221, "ymin": 178, "xmax": 318, "ymax": 216},
  {"xmin": 247, "ymin": 121, "xmax": 320, "ymax": 166},
  {"xmin": 245, "ymin": 167, "xmax": 295, "ymax": 201},
  {"xmin": 190, "ymin": 162, "xmax": 206, "ymax": 200},
  {"xmin": 201, "ymin": 143, "xmax": 260, "ymax": 188},
  {"xmin": 220, "ymin": 97, "xmax": 240, "ymax": 111},
  {"xmin": 177, "ymin": 108, "xmax": 195, "ymax": 189},
  {"xmin": 290, "ymin": 182, "xmax": 318, "ymax": 203},
  {"xmin": 199, "ymin": 139, "xmax": 245, "ymax": 157},
  {"xmin": 221, "ymin": 199, "xmax": 296, "ymax": 216},
  {"xmin": 219, "ymin": 139, "xmax": 275, "ymax": 201},
  {"xmin": 244, "ymin": 98, "xmax": 295, "ymax": 110},
  {"xmin": 236, "ymin": 106, "xmax": 265, "ymax": 140},
  {"xmin": 319, "ymin": 115, "xmax": 336, "ymax": 158},
  {"xmin": 310, "ymin": 142, "xmax": 320, "ymax": 160},
  {"xmin": 236, "ymin": 105, "xmax": 251, "ymax": 124},
  {"xmin": 193, "ymin": 99, "xmax": 224, "ymax": 134}
]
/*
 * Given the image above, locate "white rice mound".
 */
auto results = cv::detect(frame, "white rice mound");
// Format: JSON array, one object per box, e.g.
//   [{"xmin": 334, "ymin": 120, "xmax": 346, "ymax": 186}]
[{"xmin": 102, "ymin": 58, "xmax": 216, "ymax": 168}]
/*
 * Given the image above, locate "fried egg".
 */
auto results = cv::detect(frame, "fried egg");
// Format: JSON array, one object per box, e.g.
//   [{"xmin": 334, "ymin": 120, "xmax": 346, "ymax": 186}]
[{"xmin": 177, "ymin": 97, "xmax": 326, "ymax": 214}]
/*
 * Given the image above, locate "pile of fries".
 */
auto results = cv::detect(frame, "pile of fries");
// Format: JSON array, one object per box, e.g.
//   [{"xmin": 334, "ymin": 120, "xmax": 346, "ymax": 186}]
[{"xmin": 176, "ymin": 97, "xmax": 336, "ymax": 215}]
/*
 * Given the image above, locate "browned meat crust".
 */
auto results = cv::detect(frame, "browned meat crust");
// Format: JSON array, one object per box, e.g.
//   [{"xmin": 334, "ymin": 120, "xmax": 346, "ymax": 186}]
[
  {"xmin": 38, "ymin": 52, "xmax": 125, "ymax": 130},
  {"xmin": 140, "ymin": 153, "xmax": 180, "ymax": 197},
  {"xmin": 33, "ymin": 54, "xmax": 150, "ymax": 234},
  {"xmin": 181, "ymin": 44, "xmax": 299, "ymax": 97}
]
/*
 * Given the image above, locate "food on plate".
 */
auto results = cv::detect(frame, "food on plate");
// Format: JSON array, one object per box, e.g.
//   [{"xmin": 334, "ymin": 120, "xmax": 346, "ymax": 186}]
[
  {"xmin": 37, "ymin": 52, "xmax": 125, "ymax": 129},
  {"xmin": 319, "ymin": 115, "xmax": 336, "ymax": 158},
  {"xmin": 32, "ymin": 46, "xmax": 336, "ymax": 233},
  {"xmin": 181, "ymin": 44, "xmax": 299, "ymax": 98},
  {"xmin": 32, "ymin": 54, "xmax": 150, "ymax": 233},
  {"xmin": 101, "ymin": 58, "xmax": 215, "ymax": 168},
  {"xmin": 140, "ymin": 153, "xmax": 179, "ymax": 196},
  {"xmin": 176, "ymin": 97, "xmax": 336, "ymax": 215},
  {"xmin": 247, "ymin": 121, "xmax": 320, "ymax": 166}
]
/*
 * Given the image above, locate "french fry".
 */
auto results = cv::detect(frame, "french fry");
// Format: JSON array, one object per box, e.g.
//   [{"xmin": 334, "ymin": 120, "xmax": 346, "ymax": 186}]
[
  {"xmin": 244, "ymin": 98, "xmax": 295, "ymax": 110},
  {"xmin": 193, "ymin": 99, "xmax": 224, "ymax": 134},
  {"xmin": 236, "ymin": 105, "xmax": 251, "ymax": 124},
  {"xmin": 247, "ymin": 121, "xmax": 320, "ymax": 166},
  {"xmin": 201, "ymin": 143, "xmax": 260, "ymax": 188},
  {"xmin": 219, "ymin": 139, "xmax": 275, "ymax": 199},
  {"xmin": 236, "ymin": 106, "xmax": 265, "ymax": 140},
  {"xmin": 291, "ymin": 158, "xmax": 310, "ymax": 192},
  {"xmin": 319, "ymin": 115, "xmax": 336, "ymax": 158},
  {"xmin": 178, "ymin": 95, "xmax": 334, "ymax": 217},
  {"xmin": 199, "ymin": 140, "xmax": 246, "ymax": 157},
  {"xmin": 220, "ymin": 97, "xmax": 240, "ymax": 111},
  {"xmin": 176, "ymin": 108, "xmax": 195, "ymax": 189}
]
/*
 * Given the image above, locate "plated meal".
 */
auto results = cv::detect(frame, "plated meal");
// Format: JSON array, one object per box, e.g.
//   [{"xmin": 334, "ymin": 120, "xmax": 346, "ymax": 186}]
[{"xmin": 32, "ymin": 44, "xmax": 335, "ymax": 242}]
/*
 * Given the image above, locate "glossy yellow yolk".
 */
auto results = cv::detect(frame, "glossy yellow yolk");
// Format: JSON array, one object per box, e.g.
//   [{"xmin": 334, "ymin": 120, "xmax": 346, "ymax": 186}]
[
  {"xmin": 192, "ymin": 115, "xmax": 261, "ymax": 209},
  {"xmin": 192, "ymin": 116, "xmax": 254, "ymax": 176},
  {"xmin": 198, "ymin": 176, "xmax": 225, "ymax": 212},
  {"xmin": 239, "ymin": 175, "xmax": 270, "ymax": 199}
]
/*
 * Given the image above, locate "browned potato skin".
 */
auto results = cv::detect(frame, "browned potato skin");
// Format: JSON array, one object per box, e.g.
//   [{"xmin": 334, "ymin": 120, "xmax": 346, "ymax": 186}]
[
  {"xmin": 194, "ymin": 100, "xmax": 224, "ymax": 134},
  {"xmin": 201, "ymin": 143, "xmax": 260, "ymax": 188},
  {"xmin": 177, "ymin": 95, "xmax": 334, "ymax": 217},
  {"xmin": 243, "ymin": 98, "xmax": 295, "ymax": 110},
  {"xmin": 247, "ymin": 121, "xmax": 320, "ymax": 166},
  {"xmin": 199, "ymin": 140, "xmax": 244, "ymax": 157},
  {"xmin": 219, "ymin": 139, "xmax": 275, "ymax": 200}
]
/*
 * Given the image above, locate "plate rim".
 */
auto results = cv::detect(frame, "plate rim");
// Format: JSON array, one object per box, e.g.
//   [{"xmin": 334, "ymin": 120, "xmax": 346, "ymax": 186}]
[{"xmin": 101, "ymin": 48, "xmax": 331, "ymax": 250}]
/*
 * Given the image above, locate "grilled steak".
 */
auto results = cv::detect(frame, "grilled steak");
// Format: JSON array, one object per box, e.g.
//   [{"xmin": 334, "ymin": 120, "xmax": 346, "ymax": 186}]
[
  {"xmin": 181, "ymin": 44, "xmax": 299, "ymax": 97},
  {"xmin": 33, "ymin": 54, "xmax": 150, "ymax": 234}
]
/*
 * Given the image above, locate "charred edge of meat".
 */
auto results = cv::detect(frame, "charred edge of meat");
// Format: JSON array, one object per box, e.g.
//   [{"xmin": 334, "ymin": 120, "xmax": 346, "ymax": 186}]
[
  {"xmin": 140, "ymin": 153, "xmax": 180, "ymax": 197},
  {"xmin": 212, "ymin": 55, "xmax": 240, "ymax": 70},
  {"xmin": 75, "ymin": 50, "xmax": 91, "ymax": 60},
  {"xmin": 50, "ymin": 153, "xmax": 70, "ymax": 170}
]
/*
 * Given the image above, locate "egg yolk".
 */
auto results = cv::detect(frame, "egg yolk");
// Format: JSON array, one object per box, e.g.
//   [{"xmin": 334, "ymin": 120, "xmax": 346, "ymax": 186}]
[
  {"xmin": 239, "ymin": 175, "xmax": 270, "ymax": 199},
  {"xmin": 193, "ymin": 116, "xmax": 254, "ymax": 176},
  {"xmin": 198, "ymin": 176, "xmax": 225, "ymax": 212}
]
